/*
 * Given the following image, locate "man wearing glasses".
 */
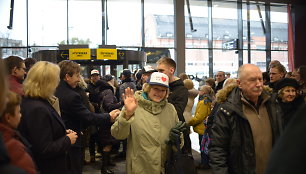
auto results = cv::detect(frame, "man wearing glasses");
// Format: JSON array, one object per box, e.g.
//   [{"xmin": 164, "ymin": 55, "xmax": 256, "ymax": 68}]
[{"xmin": 4, "ymin": 56, "xmax": 27, "ymax": 96}]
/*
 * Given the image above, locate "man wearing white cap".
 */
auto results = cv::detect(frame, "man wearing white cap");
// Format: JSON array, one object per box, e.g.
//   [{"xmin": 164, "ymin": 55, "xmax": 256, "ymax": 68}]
[
  {"xmin": 141, "ymin": 65, "xmax": 157, "ymax": 83},
  {"xmin": 136, "ymin": 65, "xmax": 158, "ymax": 90},
  {"xmin": 88, "ymin": 69, "xmax": 102, "ymax": 113},
  {"xmin": 111, "ymin": 72, "xmax": 185, "ymax": 174}
]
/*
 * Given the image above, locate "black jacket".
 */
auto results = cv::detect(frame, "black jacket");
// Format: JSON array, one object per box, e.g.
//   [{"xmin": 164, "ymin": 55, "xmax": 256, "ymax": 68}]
[
  {"xmin": 87, "ymin": 81, "xmax": 102, "ymax": 104},
  {"xmin": 168, "ymin": 78, "xmax": 192, "ymax": 153},
  {"xmin": 98, "ymin": 80, "xmax": 122, "ymax": 113},
  {"xmin": 119, "ymin": 78, "xmax": 136, "ymax": 101},
  {"xmin": 19, "ymin": 97, "xmax": 71, "ymax": 174},
  {"xmin": 265, "ymin": 103, "xmax": 306, "ymax": 174},
  {"xmin": 278, "ymin": 95, "xmax": 304, "ymax": 126},
  {"xmin": 215, "ymin": 79, "xmax": 226, "ymax": 93},
  {"xmin": 168, "ymin": 78, "xmax": 188, "ymax": 122},
  {"xmin": 209, "ymin": 87, "xmax": 283, "ymax": 174},
  {"xmin": 55, "ymin": 80, "xmax": 110, "ymax": 147}
]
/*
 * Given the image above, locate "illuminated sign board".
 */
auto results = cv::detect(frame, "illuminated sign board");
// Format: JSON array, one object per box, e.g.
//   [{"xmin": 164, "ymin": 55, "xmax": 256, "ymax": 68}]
[
  {"xmin": 69, "ymin": 49, "xmax": 91, "ymax": 60},
  {"xmin": 97, "ymin": 48, "xmax": 117, "ymax": 60}
]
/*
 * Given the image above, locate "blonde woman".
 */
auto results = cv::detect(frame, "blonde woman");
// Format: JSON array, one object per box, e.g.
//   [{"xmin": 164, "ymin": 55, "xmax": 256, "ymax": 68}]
[{"xmin": 18, "ymin": 61, "xmax": 77, "ymax": 174}]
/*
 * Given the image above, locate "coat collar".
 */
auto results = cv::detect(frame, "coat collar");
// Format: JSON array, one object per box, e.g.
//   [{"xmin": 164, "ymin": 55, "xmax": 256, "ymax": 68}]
[
  {"xmin": 220, "ymin": 86, "xmax": 272, "ymax": 119},
  {"xmin": 135, "ymin": 91, "xmax": 167, "ymax": 115}
]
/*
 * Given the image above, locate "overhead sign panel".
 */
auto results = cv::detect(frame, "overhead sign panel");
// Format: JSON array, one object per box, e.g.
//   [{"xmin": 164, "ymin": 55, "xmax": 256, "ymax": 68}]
[
  {"xmin": 97, "ymin": 48, "xmax": 117, "ymax": 60},
  {"xmin": 69, "ymin": 48, "xmax": 91, "ymax": 60}
]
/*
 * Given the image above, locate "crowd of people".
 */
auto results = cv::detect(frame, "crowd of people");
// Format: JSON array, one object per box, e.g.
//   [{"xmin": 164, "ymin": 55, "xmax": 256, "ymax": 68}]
[{"xmin": 0, "ymin": 55, "xmax": 306, "ymax": 174}]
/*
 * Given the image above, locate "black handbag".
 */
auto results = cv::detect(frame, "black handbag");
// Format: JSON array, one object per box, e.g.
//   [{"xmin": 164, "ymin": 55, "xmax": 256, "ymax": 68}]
[{"xmin": 165, "ymin": 139, "xmax": 198, "ymax": 174}]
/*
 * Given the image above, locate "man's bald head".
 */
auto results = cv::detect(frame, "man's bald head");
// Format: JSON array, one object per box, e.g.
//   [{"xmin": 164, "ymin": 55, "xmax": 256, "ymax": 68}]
[{"xmin": 238, "ymin": 64, "xmax": 262, "ymax": 80}]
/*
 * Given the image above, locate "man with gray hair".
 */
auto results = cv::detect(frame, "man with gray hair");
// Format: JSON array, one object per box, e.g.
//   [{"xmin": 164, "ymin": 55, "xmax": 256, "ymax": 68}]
[{"xmin": 209, "ymin": 64, "xmax": 283, "ymax": 174}]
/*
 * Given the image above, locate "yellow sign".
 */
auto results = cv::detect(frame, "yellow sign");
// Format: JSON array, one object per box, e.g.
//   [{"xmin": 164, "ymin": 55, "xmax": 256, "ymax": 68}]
[
  {"xmin": 69, "ymin": 49, "xmax": 91, "ymax": 60},
  {"xmin": 97, "ymin": 48, "xmax": 117, "ymax": 60}
]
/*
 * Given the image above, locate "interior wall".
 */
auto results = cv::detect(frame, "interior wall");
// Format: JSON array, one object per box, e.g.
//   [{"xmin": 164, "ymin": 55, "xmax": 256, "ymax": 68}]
[{"xmin": 292, "ymin": 4, "xmax": 306, "ymax": 67}]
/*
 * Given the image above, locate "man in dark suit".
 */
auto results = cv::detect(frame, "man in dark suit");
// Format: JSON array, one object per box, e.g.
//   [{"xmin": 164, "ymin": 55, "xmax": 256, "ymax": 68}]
[{"xmin": 55, "ymin": 60, "xmax": 120, "ymax": 174}]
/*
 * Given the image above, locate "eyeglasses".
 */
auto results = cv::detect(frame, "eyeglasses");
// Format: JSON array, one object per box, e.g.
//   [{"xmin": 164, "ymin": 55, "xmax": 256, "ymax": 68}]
[{"xmin": 18, "ymin": 67, "xmax": 27, "ymax": 71}]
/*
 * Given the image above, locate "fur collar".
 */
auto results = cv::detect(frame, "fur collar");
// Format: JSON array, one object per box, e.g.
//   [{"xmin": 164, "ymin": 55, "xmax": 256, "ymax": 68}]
[{"xmin": 216, "ymin": 84, "xmax": 272, "ymax": 103}]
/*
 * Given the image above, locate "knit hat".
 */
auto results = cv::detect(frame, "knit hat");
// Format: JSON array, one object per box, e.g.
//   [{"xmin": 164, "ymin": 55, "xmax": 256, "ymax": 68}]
[
  {"xmin": 102, "ymin": 74, "xmax": 114, "ymax": 82},
  {"xmin": 147, "ymin": 72, "xmax": 169, "ymax": 88},
  {"xmin": 122, "ymin": 69, "xmax": 131, "ymax": 77},
  {"xmin": 275, "ymin": 78, "xmax": 300, "ymax": 91}
]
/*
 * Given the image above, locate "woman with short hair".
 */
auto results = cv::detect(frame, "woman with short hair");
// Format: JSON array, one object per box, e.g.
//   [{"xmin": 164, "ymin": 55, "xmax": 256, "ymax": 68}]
[
  {"xmin": 275, "ymin": 78, "xmax": 304, "ymax": 126},
  {"xmin": 18, "ymin": 61, "xmax": 78, "ymax": 174}
]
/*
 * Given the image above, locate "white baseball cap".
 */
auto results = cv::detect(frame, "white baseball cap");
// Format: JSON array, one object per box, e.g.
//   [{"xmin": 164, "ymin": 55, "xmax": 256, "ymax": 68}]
[
  {"xmin": 148, "ymin": 72, "xmax": 169, "ymax": 88},
  {"xmin": 90, "ymin": 69, "xmax": 100, "ymax": 75},
  {"xmin": 142, "ymin": 65, "xmax": 157, "ymax": 73}
]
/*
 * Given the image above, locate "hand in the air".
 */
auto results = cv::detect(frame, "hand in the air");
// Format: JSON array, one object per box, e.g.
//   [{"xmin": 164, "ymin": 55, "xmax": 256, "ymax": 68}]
[{"xmin": 122, "ymin": 87, "xmax": 138, "ymax": 120}]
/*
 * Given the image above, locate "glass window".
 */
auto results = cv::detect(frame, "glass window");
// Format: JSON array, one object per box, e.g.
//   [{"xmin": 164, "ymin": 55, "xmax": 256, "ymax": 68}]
[
  {"xmin": 0, "ymin": 0, "xmax": 27, "ymax": 49},
  {"xmin": 271, "ymin": 5, "xmax": 288, "ymax": 51},
  {"xmin": 185, "ymin": 49, "xmax": 209, "ymax": 78},
  {"xmin": 185, "ymin": 0, "xmax": 208, "ymax": 48},
  {"xmin": 107, "ymin": 0, "xmax": 141, "ymax": 47},
  {"xmin": 68, "ymin": 0, "xmax": 102, "ymax": 48},
  {"xmin": 250, "ymin": 50, "xmax": 266, "ymax": 72},
  {"xmin": 271, "ymin": 51, "xmax": 288, "ymax": 70},
  {"xmin": 212, "ymin": 1, "xmax": 238, "ymax": 49},
  {"xmin": 144, "ymin": 0, "xmax": 174, "ymax": 47},
  {"xmin": 243, "ymin": 2, "xmax": 266, "ymax": 50},
  {"xmin": 28, "ymin": 0, "xmax": 67, "ymax": 46},
  {"xmin": 1, "ymin": 48, "xmax": 27, "ymax": 58},
  {"xmin": 213, "ymin": 49, "xmax": 239, "ymax": 78}
]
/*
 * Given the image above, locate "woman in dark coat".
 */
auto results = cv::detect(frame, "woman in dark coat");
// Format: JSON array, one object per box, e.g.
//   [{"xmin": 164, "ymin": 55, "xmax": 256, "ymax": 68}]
[
  {"xmin": 275, "ymin": 78, "xmax": 304, "ymax": 127},
  {"xmin": 18, "ymin": 61, "xmax": 78, "ymax": 174},
  {"xmin": 98, "ymin": 75, "xmax": 122, "ymax": 174}
]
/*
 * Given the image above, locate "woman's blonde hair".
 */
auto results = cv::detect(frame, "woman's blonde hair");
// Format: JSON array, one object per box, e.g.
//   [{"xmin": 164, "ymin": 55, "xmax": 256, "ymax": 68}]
[
  {"xmin": 0, "ymin": 59, "xmax": 8, "ymax": 115},
  {"xmin": 142, "ymin": 83, "xmax": 170, "ymax": 100},
  {"xmin": 77, "ymin": 75, "xmax": 88, "ymax": 90},
  {"xmin": 23, "ymin": 61, "xmax": 60, "ymax": 99},
  {"xmin": 183, "ymin": 79, "xmax": 194, "ymax": 90},
  {"xmin": 200, "ymin": 85, "xmax": 215, "ymax": 100},
  {"xmin": 179, "ymin": 73, "xmax": 189, "ymax": 81}
]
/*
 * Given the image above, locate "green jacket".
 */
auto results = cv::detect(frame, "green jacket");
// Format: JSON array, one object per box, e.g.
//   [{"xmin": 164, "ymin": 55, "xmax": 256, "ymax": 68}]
[{"xmin": 111, "ymin": 91, "xmax": 179, "ymax": 174}]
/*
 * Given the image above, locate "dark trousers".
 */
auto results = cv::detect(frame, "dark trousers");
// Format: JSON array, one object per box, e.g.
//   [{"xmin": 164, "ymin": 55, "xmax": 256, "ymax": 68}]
[
  {"xmin": 69, "ymin": 147, "xmax": 82, "ymax": 174},
  {"xmin": 89, "ymin": 132, "xmax": 101, "ymax": 156},
  {"xmin": 182, "ymin": 128, "xmax": 192, "ymax": 154}
]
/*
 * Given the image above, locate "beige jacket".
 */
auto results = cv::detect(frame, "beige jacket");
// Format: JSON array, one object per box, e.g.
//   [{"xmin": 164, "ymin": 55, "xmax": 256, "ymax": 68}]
[
  {"xmin": 183, "ymin": 88, "xmax": 198, "ymax": 122},
  {"xmin": 111, "ymin": 91, "xmax": 179, "ymax": 174}
]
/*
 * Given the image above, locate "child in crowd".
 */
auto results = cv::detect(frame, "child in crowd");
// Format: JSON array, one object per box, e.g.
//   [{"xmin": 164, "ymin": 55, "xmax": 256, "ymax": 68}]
[
  {"xmin": 188, "ymin": 85, "xmax": 214, "ymax": 169},
  {"xmin": 0, "ymin": 91, "xmax": 37, "ymax": 174}
]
